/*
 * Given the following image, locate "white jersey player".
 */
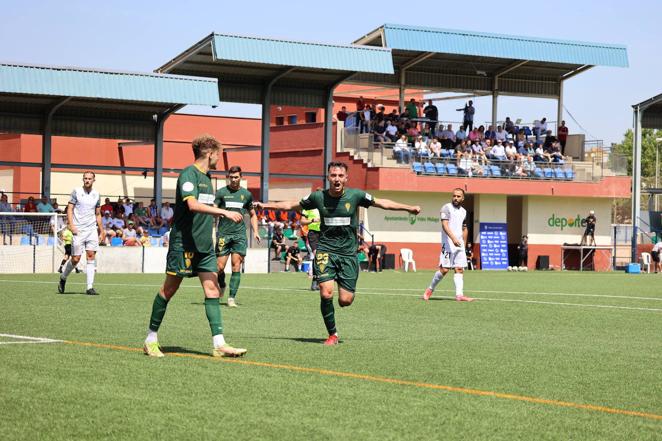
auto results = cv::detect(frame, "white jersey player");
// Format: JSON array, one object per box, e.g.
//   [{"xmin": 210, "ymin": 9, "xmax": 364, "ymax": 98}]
[
  {"xmin": 58, "ymin": 171, "xmax": 105, "ymax": 295},
  {"xmin": 423, "ymin": 188, "xmax": 474, "ymax": 302}
]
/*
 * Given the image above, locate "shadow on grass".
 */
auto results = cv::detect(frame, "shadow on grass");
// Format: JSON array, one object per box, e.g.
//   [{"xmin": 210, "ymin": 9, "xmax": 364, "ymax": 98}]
[
  {"xmin": 160, "ymin": 346, "xmax": 211, "ymax": 356},
  {"xmin": 428, "ymin": 297, "xmax": 458, "ymax": 302}
]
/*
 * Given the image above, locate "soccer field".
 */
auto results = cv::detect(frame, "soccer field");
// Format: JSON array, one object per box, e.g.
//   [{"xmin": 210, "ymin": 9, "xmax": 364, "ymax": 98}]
[{"xmin": 1, "ymin": 271, "xmax": 660, "ymax": 440}]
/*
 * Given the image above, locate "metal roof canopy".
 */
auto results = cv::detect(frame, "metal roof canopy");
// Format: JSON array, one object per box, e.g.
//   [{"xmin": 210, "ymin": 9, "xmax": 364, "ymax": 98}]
[
  {"xmin": 156, "ymin": 32, "xmax": 394, "ymax": 200},
  {"xmin": 630, "ymin": 93, "xmax": 662, "ymax": 261},
  {"xmin": 352, "ymin": 24, "xmax": 628, "ymax": 98},
  {"xmin": 0, "ymin": 63, "xmax": 221, "ymax": 201}
]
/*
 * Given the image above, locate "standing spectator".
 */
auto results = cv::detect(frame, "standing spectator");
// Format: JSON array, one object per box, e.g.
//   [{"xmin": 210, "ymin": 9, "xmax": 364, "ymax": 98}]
[
  {"xmin": 423, "ymin": 99, "xmax": 438, "ymax": 133},
  {"xmin": 336, "ymin": 106, "xmax": 348, "ymax": 123},
  {"xmin": 160, "ymin": 201, "xmax": 174, "ymax": 225},
  {"xmin": 651, "ymin": 240, "xmax": 662, "ymax": 273},
  {"xmin": 360, "ymin": 104, "xmax": 372, "ymax": 134},
  {"xmin": 24, "ymin": 196, "xmax": 38, "ymax": 212},
  {"xmin": 581, "ymin": 210, "xmax": 597, "ymax": 246},
  {"xmin": 558, "ymin": 120, "xmax": 569, "ymax": 155},
  {"xmin": 517, "ymin": 235, "xmax": 528, "ymax": 267},
  {"xmin": 394, "ymin": 134, "xmax": 411, "ymax": 164},
  {"xmin": 355, "ymin": 96, "xmax": 365, "ymax": 130},
  {"xmin": 504, "ymin": 117, "xmax": 516, "ymax": 134},
  {"xmin": 457, "ymin": 100, "xmax": 475, "ymax": 132},
  {"xmin": 37, "ymin": 196, "xmax": 54, "ymax": 213},
  {"xmin": 122, "ymin": 197, "xmax": 134, "ymax": 217}
]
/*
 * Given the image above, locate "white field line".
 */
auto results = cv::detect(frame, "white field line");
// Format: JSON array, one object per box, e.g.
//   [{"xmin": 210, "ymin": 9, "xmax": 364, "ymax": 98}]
[
  {"xmin": 1, "ymin": 280, "xmax": 661, "ymax": 313},
  {"xmin": 0, "ymin": 333, "xmax": 62, "ymax": 345}
]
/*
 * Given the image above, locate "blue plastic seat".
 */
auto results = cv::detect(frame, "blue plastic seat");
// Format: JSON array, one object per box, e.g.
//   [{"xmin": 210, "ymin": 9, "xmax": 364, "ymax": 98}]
[
  {"xmin": 543, "ymin": 168, "xmax": 554, "ymax": 179},
  {"xmin": 424, "ymin": 162, "xmax": 435, "ymax": 174},
  {"xmin": 412, "ymin": 162, "xmax": 423, "ymax": 174},
  {"xmin": 435, "ymin": 163, "xmax": 446, "ymax": 175},
  {"xmin": 446, "ymin": 163, "xmax": 458, "ymax": 175},
  {"xmin": 150, "ymin": 237, "xmax": 160, "ymax": 247},
  {"xmin": 20, "ymin": 235, "xmax": 31, "ymax": 245},
  {"xmin": 533, "ymin": 168, "xmax": 544, "ymax": 179},
  {"xmin": 110, "ymin": 237, "xmax": 123, "ymax": 246},
  {"xmin": 441, "ymin": 149, "xmax": 451, "ymax": 158},
  {"xmin": 36, "ymin": 235, "xmax": 47, "ymax": 246},
  {"xmin": 554, "ymin": 168, "xmax": 565, "ymax": 179},
  {"xmin": 490, "ymin": 165, "xmax": 502, "ymax": 177},
  {"xmin": 565, "ymin": 169, "xmax": 575, "ymax": 180},
  {"xmin": 47, "ymin": 236, "xmax": 56, "ymax": 246}
]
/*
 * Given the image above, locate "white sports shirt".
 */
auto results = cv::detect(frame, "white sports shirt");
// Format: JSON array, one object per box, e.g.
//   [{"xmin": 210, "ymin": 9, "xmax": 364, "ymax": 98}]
[
  {"xmin": 440, "ymin": 202, "xmax": 466, "ymax": 250},
  {"xmin": 69, "ymin": 187, "xmax": 100, "ymax": 231}
]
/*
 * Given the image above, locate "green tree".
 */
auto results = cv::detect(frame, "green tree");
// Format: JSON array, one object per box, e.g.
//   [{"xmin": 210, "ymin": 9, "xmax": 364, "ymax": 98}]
[{"xmin": 611, "ymin": 128, "xmax": 662, "ymax": 177}]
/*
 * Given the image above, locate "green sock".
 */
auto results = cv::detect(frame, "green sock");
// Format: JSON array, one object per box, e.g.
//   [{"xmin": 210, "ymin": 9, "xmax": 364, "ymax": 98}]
[
  {"xmin": 320, "ymin": 297, "xmax": 337, "ymax": 335},
  {"xmin": 148, "ymin": 293, "xmax": 169, "ymax": 332},
  {"xmin": 204, "ymin": 297, "xmax": 223, "ymax": 336},
  {"xmin": 229, "ymin": 272, "xmax": 241, "ymax": 298}
]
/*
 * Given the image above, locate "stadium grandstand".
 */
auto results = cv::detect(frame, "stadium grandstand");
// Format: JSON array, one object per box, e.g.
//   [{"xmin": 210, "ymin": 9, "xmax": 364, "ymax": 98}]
[{"xmin": 0, "ymin": 24, "xmax": 637, "ymax": 273}]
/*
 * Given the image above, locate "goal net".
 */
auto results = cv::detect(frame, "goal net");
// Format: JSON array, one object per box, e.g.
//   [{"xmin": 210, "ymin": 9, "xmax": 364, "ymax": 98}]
[{"xmin": 0, "ymin": 212, "xmax": 67, "ymax": 273}]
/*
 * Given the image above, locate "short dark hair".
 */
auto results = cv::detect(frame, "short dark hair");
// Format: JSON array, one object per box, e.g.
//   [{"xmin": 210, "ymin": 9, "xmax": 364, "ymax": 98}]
[
  {"xmin": 192, "ymin": 134, "xmax": 221, "ymax": 159},
  {"xmin": 227, "ymin": 166, "xmax": 242, "ymax": 176},
  {"xmin": 453, "ymin": 188, "xmax": 465, "ymax": 196},
  {"xmin": 83, "ymin": 171, "xmax": 96, "ymax": 178},
  {"xmin": 327, "ymin": 161, "xmax": 348, "ymax": 172}
]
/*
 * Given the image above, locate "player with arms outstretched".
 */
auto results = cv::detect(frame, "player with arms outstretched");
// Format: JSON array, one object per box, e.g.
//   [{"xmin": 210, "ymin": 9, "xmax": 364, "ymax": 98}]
[
  {"xmin": 256, "ymin": 161, "xmax": 420, "ymax": 345},
  {"xmin": 143, "ymin": 135, "xmax": 247, "ymax": 358},
  {"xmin": 214, "ymin": 165, "xmax": 260, "ymax": 308},
  {"xmin": 58, "ymin": 171, "xmax": 105, "ymax": 295},
  {"xmin": 423, "ymin": 188, "xmax": 475, "ymax": 302}
]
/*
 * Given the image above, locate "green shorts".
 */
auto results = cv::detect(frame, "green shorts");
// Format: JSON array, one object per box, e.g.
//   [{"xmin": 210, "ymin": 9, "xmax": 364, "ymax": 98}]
[
  {"xmin": 215, "ymin": 235, "xmax": 247, "ymax": 257},
  {"xmin": 166, "ymin": 249, "xmax": 217, "ymax": 278},
  {"xmin": 314, "ymin": 251, "xmax": 359, "ymax": 293}
]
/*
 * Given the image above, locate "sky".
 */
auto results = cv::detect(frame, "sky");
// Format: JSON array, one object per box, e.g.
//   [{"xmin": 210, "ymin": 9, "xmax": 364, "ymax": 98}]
[{"xmin": 1, "ymin": 0, "xmax": 660, "ymax": 145}]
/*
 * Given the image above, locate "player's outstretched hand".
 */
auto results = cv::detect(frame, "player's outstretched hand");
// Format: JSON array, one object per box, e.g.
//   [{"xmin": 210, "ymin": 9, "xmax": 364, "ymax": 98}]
[
  {"xmin": 409, "ymin": 205, "xmax": 421, "ymax": 215},
  {"xmin": 253, "ymin": 201, "xmax": 264, "ymax": 210}
]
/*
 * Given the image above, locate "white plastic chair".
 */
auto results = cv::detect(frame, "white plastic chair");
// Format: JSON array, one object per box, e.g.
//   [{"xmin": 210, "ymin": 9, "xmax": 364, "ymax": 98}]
[
  {"xmin": 641, "ymin": 252, "xmax": 652, "ymax": 273},
  {"xmin": 399, "ymin": 248, "xmax": 416, "ymax": 272}
]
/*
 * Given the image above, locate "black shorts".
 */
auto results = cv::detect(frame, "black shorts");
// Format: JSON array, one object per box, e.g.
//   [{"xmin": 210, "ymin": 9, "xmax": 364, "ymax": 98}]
[
  {"xmin": 64, "ymin": 244, "xmax": 72, "ymax": 256},
  {"xmin": 585, "ymin": 227, "xmax": 595, "ymax": 236},
  {"xmin": 652, "ymin": 251, "xmax": 660, "ymax": 263},
  {"xmin": 368, "ymin": 244, "xmax": 387, "ymax": 257},
  {"xmin": 307, "ymin": 230, "xmax": 320, "ymax": 252}
]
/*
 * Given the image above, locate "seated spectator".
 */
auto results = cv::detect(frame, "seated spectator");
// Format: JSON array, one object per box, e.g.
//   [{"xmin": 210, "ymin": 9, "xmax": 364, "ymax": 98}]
[
  {"xmin": 123, "ymin": 197, "xmax": 134, "ymax": 217},
  {"xmin": 406, "ymin": 124, "xmax": 419, "ymax": 140},
  {"xmin": 523, "ymin": 155, "xmax": 536, "ymax": 176},
  {"xmin": 441, "ymin": 124, "xmax": 455, "ymax": 143},
  {"xmin": 161, "ymin": 201, "xmax": 175, "ymax": 225},
  {"xmin": 484, "ymin": 125, "xmax": 496, "ymax": 140},
  {"xmin": 101, "ymin": 211, "xmax": 116, "ymax": 244},
  {"xmin": 505, "ymin": 140, "xmax": 518, "ymax": 161},
  {"xmin": 134, "ymin": 202, "xmax": 150, "ymax": 227},
  {"xmin": 514, "ymin": 157, "xmax": 528, "ymax": 177},
  {"xmin": 0, "ymin": 193, "xmax": 13, "ymax": 212},
  {"xmin": 149, "ymin": 215, "xmax": 168, "ymax": 236},
  {"xmin": 24, "ymin": 196, "xmax": 38, "ymax": 212},
  {"xmin": 100, "ymin": 198, "xmax": 113, "ymax": 215},
  {"xmin": 271, "ymin": 227, "xmax": 287, "ymax": 260},
  {"xmin": 489, "ymin": 141, "xmax": 508, "ymax": 161},
  {"xmin": 284, "ymin": 242, "xmax": 302, "ymax": 272},
  {"xmin": 147, "ymin": 199, "xmax": 158, "ymax": 219},
  {"xmin": 468, "ymin": 127, "xmax": 480, "ymax": 142},
  {"xmin": 415, "ymin": 136, "xmax": 430, "ymax": 158},
  {"xmin": 550, "ymin": 142, "xmax": 564, "ymax": 163},
  {"xmin": 36, "ymin": 196, "xmax": 54, "ymax": 213},
  {"xmin": 368, "ymin": 243, "xmax": 387, "ymax": 272},
  {"xmin": 123, "ymin": 221, "xmax": 140, "ymax": 246},
  {"xmin": 162, "ymin": 229, "xmax": 170, "ymax": 247},
  {"xmin": 455, "ymin": 125, "xmax": 467, "ymax": 143},
  {"xmin": 458, "ymin": 153, "xmax": 474, "ymax": 176},
  {"xmin": 476, "ymin": 125, "xmax": 486, "ymax": 141},
  {"xmin": 516, "ymin": 131, "xmax": 527, "ymax": 148},
  {"xmin": 393, "ymin": 134, "xmax": 411, "ymax": 164},
  {"xmin": 543, "ymin": 130, "xmax": 556, "ymax": 150},
  {"xmin": 385, "ymin": 120, "xmax": 398, "ymax": 141},
  {"xmin": 534, "ymin": 143, "xmax": 551, "ymax": 163},
  {"xmin": 494, "ymin": 126, "xmax": 507, "ymax": 143},
  {"xmin": 139, "ymin": 229, "xmax": 151, "ymax": 247},
  {"xmin": 429, "ymin": 137, "xmax": 442, "ymax": 157}
]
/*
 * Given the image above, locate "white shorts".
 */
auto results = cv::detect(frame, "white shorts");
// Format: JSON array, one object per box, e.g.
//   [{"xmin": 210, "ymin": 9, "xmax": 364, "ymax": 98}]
[
  {"xmin": 72, "ymin": 228, "xmax": 99, "ymax": 256},
  {"xmin": 439, "ymin": 244, "xmax": 467, "ymax": 269}
]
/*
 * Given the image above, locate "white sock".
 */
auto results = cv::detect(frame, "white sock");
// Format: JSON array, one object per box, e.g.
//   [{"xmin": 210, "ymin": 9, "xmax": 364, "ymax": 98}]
[
  {"xmin": 61, "ymin": 260, "xmax": 75, "ymax": 279},
  {"xmin": 428, "ymin": 270, "xmax": 444, "ymax": 291},
  {"xmin": 454, "ymin": 273, "xmax": 464, "ymax": 297},
  {"xmin": 145, "ymin": 331, "xmax": 158, "ymax": 344},
  {"xmin": 213, "ymin": 334, "xmax": 226, "ymax": 348},
  {"xmin": 86, "ymin": 261, "xmax": 95, "ymax": 289}
]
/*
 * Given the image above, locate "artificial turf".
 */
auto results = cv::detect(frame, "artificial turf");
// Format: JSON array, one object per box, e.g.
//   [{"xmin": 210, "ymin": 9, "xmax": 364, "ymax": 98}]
[{"xmin": 0, "ymin": 270, "xmax": 660, "ymax": 440}]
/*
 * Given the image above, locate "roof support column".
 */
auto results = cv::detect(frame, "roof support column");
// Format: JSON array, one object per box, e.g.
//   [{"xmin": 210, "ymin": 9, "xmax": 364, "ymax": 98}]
[
  {"xmin": 41, "ymin": 97, "xmax": 71, "ymax": 198},
  {"xmin": 323, "ymin": 88, "xmax": 334, "ymax": 190},
  {"xmin": 261, "ymin": 68, "xmax": 295, "ymax": 201},
  {"xmin": 399, "ymin": 70, "xmax": 405, "ymax": 113},
  {"xmin": 398, "ymin": 52, "xmax": 435, "ymax": 113},
  {"xmin": 491, "ymin": 78, "xmax": 499, "ymax": 129},
  {"xmin": 154, "ymin": 105, "xmax": 182, "ymax": 206},
  {"xmin": 631, "ymin": 106, "xmax": 643, "ymax": 263},
  {"xmin": 557, "ymin": 80, "xmax": 564, "ymax": 131}
]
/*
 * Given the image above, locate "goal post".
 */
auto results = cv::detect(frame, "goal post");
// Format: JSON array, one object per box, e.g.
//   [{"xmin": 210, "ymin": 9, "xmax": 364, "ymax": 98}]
[{"xmin": 0, "ymin": 212, "xmax": 66, "ymax": 273}]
